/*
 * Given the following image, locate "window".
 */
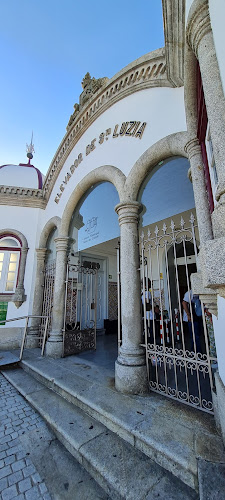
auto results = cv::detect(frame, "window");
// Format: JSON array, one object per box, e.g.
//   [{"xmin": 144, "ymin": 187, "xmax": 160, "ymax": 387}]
[
  {"xmin": 205, "ymin": 124, "xmax": 218, "ymax": 205},
  {"xmin": 0, "ymin": 237, "xmax": 21, "ymax": 294}
]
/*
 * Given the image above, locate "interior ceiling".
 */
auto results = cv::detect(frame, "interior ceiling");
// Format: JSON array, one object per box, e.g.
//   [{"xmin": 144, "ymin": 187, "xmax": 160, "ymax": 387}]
[
  {"xmin": 80, "ymin": 209, "xmax": 197, "ymax": 257},
  {"xmin": 81, "ymin": 237, "xmax": 120, "ymax": 256}
]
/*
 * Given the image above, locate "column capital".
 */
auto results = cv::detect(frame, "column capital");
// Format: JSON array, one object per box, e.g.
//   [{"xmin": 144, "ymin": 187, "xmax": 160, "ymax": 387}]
[
  {"xmin": 115, "ymin": 201, "xmax": 142, "ymax": 225},
  {"xmin": 54, "ymin": 236, "xmax": 70, "ymax": 252},
  {"xmin": 186, "ymin": 0, "xmax": 211, "ymax": 56},
  {"xmin": 36, "ymin": 248, "xmax": 47, "ymax": 260},
  {"xmin": 184, "ymin": 138, "xmax": 201, "ymax": 159}
]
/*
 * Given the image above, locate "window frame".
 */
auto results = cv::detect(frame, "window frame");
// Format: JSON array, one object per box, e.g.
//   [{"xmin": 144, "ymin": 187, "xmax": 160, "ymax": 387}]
[{"xmin": 0, "ymin": 235, "xmax": 21, "ymax": 296}]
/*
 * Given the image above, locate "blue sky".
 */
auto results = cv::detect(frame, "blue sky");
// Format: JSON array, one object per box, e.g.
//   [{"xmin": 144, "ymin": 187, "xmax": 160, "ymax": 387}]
[{"xmin": 0, "ymin": 1, "xmax": 164, "ymax": 174}]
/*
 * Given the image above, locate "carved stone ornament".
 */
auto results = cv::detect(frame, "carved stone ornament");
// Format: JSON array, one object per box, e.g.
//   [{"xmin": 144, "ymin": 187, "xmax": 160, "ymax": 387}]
[
  {"xmin": 81, "ymin": 72, "xmax": 92, "ymax": 89},
  {"xmin": 80, "ymin": 72, "xmax": 108, "ymax": 108},
  {"xmin": 12, "ymin": 287, "xmax": 26, "ymax": 309},
  {"xmin": 67, "ymin": 72, "xmax": 108, "ymax": 130},
  {"xmin": 67, "ymin": 103, "xmax": 80, "ymax": 129}
]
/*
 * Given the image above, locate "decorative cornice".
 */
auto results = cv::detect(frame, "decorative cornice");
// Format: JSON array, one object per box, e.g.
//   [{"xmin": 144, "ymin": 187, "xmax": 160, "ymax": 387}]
[
  {"xmin": 0, "ymin": 185, "xmax": 46, "ymax": 209},
  {"xmin": 54, "ymin": 236, "xmax": 70, "ymax": 252},
  {"xmin": 36, "ymin": 248, "xmax": 48, "ymax": 261},
  {"xmin": 186, "ymin": 0, "xmax": 211, "ymax": 56},
  {"xmin": 115, "ymin": 201, "xmax": 142, "ymax": 225},
  {"xmin": 162, "ymin": 0, "xmax": 185, "ymax": 86},
  {"xmin": 43, "ymin": 49, "xmax": 168, "ymax": 201}
]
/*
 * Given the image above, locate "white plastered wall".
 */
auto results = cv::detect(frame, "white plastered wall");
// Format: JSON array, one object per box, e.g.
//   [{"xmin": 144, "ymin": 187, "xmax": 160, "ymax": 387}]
[{"xmin": 41, "ymin": 86, "xmax": 186, "ymax": 227}]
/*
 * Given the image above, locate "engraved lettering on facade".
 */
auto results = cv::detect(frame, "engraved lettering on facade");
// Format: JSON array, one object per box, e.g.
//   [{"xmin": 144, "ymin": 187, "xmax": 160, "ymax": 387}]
[{"xmin": 54, "ymin": 121, "xmax": 147, "ymax": 203}]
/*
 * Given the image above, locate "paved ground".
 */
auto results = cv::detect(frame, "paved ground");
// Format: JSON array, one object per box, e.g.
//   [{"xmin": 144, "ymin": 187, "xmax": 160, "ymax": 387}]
[
  {"xmin": 0, "ymin": 373, "xmax": 51, "ymax": 500},
  {"xmin": 0, "ymin": 372, "xmax": 109, "ymax": 500}
]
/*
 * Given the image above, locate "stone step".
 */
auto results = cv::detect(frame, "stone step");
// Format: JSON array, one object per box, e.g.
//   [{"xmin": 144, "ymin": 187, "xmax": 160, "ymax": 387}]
[
  {"xmin": 16, "ymin": 353, "xmax": 225, "ymax": 493},
  {"xmin": 1, "ymin": 367, "xmax": 198, "ymax": 500}
]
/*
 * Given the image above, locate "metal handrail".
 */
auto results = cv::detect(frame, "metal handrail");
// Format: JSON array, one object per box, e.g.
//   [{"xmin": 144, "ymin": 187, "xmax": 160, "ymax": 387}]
[{"xmin": 0, "ymin": 315, "xmax": 48, "ymax": 360}]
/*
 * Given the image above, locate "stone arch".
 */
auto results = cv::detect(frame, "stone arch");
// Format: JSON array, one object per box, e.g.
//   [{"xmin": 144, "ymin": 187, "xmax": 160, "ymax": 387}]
[
  {"xmin": 0, "ymin": 228, "xmax": 28, "ymax": 307},
  {"xmin": 125, "ymin": 132, "xmax": 189, "ymax": 201},
  {"xmin": 0, "ymin": 228, "xmax": 28, "ymax": 249},
  {"xmin": 60, "ymin": 165, "xmax": 126, "ymax": 236},
  {"xmin": 39, "ymin": 216, "xmax": 61, "ymax": 248},
  {"xmin": 30, "ymin": 217, "xmax": 61, "ymax": 331}
]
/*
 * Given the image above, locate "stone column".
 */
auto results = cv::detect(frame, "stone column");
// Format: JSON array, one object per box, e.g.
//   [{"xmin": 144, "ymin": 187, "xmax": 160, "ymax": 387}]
[
  {"xmin": 187, "ymin": 1, "xmax": 225, "ymax": 236},
  {"xmin": 185, "ymin": 138, "xmax": 213, "ymax": 244},
  {"xmin": 185, "ymin": 139, "xmax": 217, "ymax": 312},
  {"xmin": 12, "ymin": 247, "xmax": 28, "ymax": 308},
  {"xmin": 27, "ymin": 248, "xmax": 47, "ymax": 348},
  {"xmin": 115, "ymin": 202, "xmax": 148, "ymax": 394},
  {"xmin": 45, "ymin": 237, "xmax": 69, "ymax": 358}
]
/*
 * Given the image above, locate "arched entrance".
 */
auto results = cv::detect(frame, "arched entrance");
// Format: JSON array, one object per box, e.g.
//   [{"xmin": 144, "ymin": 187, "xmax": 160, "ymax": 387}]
[
  {"xmin": 63, "ymin": 181, "xmax": 120, "ymax": 356},
  {"xmin": 138, "ymin": 156, "xmax": 216, "ymax": 413}
]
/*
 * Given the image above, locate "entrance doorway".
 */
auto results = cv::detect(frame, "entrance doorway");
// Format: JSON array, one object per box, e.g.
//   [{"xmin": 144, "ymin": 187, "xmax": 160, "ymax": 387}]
[
  {"xmin": 63, "ymin": 261, "xmax": 98, "ymax": 356},
  {"xmin": 140, "ymin": 213, "xmax": 216, "ymax": 413},
  {"xmin": 80, "ymin": 254, "xmax": 107, "ymax": 331}
]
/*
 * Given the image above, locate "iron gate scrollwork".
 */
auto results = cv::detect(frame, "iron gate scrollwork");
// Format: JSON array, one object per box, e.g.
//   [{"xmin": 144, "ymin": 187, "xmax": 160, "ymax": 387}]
[
  {"xmin": 63, "ymin": 261, "xmax": 97, "ymax": 356},
  {"xmin": 139, "ymin": 214, "xmax": 217, "ymax": 414},
  {"xmin": 40, "ymin": 260, "xmax": 56, "ymax": 341}
]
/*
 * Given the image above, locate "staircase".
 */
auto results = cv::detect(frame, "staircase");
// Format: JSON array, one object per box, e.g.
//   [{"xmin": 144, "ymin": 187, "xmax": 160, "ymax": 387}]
[{"xmin": 1, "ymin": 349, "xmax": 225, "ymax": 499}]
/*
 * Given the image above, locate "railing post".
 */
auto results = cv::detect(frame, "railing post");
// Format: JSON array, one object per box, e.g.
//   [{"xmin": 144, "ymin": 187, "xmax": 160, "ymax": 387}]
[{"xmin": 19, "ymin": 316, "xmax": 29, "ymax": 360}]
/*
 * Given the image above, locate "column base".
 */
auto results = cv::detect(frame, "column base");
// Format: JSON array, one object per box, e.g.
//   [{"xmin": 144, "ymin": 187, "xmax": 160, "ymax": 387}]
[
  {"xmin": 115, "ymin": 359, "xmax": 149, "ymax": 394},
  {"xmin": 45, "ymin": 338, "xmax": 63, "ymax": 358}
]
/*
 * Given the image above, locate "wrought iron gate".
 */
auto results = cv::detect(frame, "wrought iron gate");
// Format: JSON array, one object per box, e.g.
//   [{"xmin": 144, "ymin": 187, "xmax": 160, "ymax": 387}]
[
  {"xmin": 139, "ymin": 214, "xmax": 217, "ymax": 413},
  {"xmin": 40, "ymin": 260, "xmax": 56, "ymax": 339},
  {"xmin": 63, "ymin": 261, "xmax": 97, "ymax": 356}
]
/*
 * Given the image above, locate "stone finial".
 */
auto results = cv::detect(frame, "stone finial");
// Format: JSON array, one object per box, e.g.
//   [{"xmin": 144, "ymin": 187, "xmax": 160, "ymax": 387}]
[
  {"xmin": 67, "ymin": 73, "xmax": 108, "ymax": 129},
  {"xmin": 81, "ymin": 72, "xmax": 92, "ymax": 89},
  {"xmin": 79, "ymin": 73, "xmax": 108, "ymax": 107}
]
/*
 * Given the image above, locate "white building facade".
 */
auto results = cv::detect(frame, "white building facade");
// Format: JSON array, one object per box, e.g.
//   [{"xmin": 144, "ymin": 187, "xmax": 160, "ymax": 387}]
[{"xmin": 1, "ymin": 0, "xmax": 225, "ymax": 443}]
